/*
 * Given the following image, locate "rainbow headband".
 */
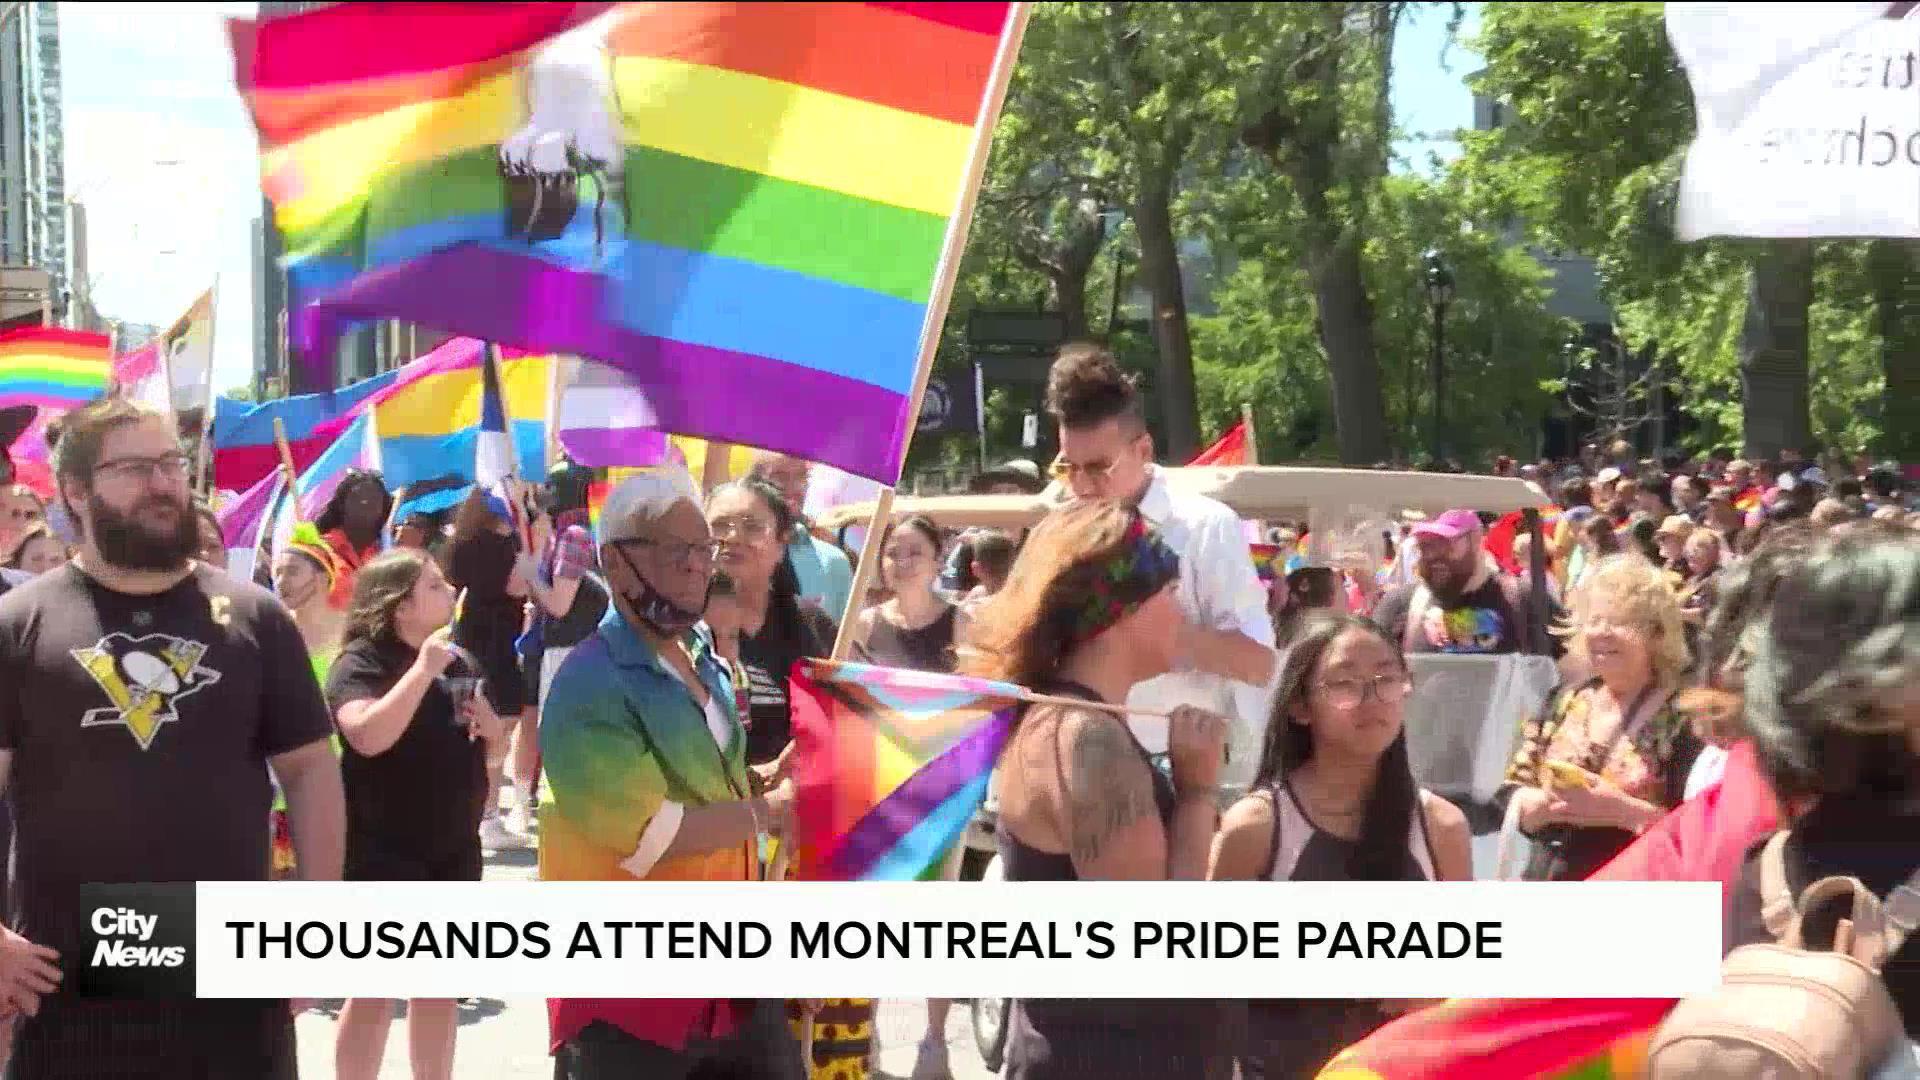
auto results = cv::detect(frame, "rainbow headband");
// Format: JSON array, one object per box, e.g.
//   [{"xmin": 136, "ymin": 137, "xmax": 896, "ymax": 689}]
[{"xmin": 1069, "ymin": 513, "xmax": 1181, "ymax": 644}]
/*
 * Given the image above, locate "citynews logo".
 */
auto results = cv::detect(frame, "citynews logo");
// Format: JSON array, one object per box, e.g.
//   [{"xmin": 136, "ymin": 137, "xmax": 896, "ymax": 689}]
[{"xmin": 78, "ymin": 883, "xmax": 196, "ymax": 1000}]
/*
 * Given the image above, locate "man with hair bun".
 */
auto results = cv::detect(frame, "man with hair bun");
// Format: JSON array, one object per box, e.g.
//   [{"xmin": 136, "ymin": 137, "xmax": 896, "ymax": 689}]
[{"xmin": 1042, "ymin": 343, "xmax": 1277, "ymax": 797}]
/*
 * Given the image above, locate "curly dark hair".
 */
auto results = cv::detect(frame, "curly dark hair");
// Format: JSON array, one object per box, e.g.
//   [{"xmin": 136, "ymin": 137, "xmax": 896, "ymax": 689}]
[
  {"xmin": 313, "ymin": 469, "xmax": 392, "ymax": 537},
  {"xmin": 1044, "ymin": 343, "xmax": 1143, "ymax": 432}
]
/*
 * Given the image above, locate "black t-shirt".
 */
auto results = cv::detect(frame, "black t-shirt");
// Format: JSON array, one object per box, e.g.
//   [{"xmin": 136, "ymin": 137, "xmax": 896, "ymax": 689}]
[
  {"xmin": 738, "ymin": 602, "xmax": 836, "ymax": 765},
  {"xmin": 1728, "ymin": 801, "xmax": 1920, "ymax": 1036},
  {"xmin": 0, "ymin": 564, "xmax": 329, "ymax": 1072},
  {"xmin": 325, "ymin": 637, "xmax": 487, "ymax": 871},
  {"xmin": 1373, "ymin": 575, "xmax": 1530, "ymax": 655}
]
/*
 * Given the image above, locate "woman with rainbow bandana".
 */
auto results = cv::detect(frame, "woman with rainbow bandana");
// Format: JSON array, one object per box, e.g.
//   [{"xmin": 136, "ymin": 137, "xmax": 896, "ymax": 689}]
[{"xmin": 962, "ymin": 499, "xmax": 1234, "ymax": 1079}]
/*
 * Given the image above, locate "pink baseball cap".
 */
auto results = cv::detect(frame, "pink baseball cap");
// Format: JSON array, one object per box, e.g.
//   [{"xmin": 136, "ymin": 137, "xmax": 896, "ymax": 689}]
[{"xmin": 1409, "ymin": 509, "xmax": 1483, "ymax": 541}]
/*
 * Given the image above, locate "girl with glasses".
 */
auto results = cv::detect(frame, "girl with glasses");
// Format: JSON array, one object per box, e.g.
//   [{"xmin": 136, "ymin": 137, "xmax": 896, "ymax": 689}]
[{"xmin": 1209, "ymin": 612, "xmax": 1471, "ymax": 1078}]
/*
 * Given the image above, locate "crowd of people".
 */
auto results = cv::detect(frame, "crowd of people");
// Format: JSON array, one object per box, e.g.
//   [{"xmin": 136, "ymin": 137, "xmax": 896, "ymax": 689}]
[{"xmin": 0, "ymin": 339, "xmax": 1910, "ymax": 1079}]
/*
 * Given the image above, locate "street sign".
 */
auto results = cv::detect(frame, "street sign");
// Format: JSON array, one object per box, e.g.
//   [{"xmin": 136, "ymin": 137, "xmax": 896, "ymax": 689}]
[
  {"xmin": 966, "ymin": 310, "xmax": 1067, "ymax": 354},
  {"xmin": 1022, "ymin": 413, "xmax": 1038, "ymax": 448}
]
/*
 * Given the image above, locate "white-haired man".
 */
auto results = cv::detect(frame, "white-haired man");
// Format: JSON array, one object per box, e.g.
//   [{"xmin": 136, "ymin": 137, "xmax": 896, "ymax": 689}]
[{"xmin": 539, "ymin": 468, "xmax": 802, "ymax": 1079}]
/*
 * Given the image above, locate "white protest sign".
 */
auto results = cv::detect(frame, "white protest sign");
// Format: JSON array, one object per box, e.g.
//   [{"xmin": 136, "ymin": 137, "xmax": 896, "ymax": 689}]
[{"xmin": 1671, "ymin": 2, "xmax": 1920, "ymax": 239}]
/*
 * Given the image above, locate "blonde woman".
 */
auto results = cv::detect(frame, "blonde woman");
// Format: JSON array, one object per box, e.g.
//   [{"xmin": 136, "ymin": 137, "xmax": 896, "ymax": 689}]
[{"xmin": 1499, "ymin": 555, "xmax": 1705, "ymax": 880}]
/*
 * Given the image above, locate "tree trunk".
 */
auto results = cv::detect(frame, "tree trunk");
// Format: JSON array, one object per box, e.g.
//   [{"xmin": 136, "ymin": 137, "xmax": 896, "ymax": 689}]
[
  {"xmin": 1738, "ymin": 240, "xmax": 1814, "ymax": 459},
  {"xmin": 1307, "ymin": 232, "xmax": 1391, "ymax": 465},
  {"xmin": 1050, "ymin": 206, "xmax": 1107, "ymax": 340},
  {"xmin": 1870, "ymin": 239, "xmax": 1920, "ymax": 461},
  {"xmin": 1133, "ymin": 174, "xmax": 1200, "ymax": 459}
]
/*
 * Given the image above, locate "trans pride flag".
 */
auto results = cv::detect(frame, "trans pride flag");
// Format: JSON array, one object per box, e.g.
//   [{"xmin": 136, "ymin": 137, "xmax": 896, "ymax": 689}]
[
  {"xmin": 789, "ymin": 660, "xmax": 1018, "ymax": 882},
  {"xmin": 232, "ymin": 2, "xmax": 1025, "ymax": 484}
]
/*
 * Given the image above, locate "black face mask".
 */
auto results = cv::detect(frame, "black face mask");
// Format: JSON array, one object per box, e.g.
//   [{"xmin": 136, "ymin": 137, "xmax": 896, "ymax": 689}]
[{"xmin": 612, "ymin": 542, "xmax": 711, "ymax": 636}]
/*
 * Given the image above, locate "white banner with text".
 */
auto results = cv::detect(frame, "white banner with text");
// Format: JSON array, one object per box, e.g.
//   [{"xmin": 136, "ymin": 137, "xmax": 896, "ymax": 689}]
[{"xmin": 91, "ymin": 881, "xmax": 1735, "ymax": 1001}]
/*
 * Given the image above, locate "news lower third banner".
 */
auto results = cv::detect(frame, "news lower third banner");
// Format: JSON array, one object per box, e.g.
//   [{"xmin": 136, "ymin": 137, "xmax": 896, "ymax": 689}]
[{"xmin": 81, "ymin": 882, "xmax": 1723, "ymax": 1001}]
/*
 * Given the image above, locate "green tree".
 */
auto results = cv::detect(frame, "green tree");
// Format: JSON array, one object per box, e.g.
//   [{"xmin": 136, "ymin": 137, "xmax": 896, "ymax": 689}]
[{"xmin": 1466, "ymin": 1, "xmax": 1823, "ymax": 457}]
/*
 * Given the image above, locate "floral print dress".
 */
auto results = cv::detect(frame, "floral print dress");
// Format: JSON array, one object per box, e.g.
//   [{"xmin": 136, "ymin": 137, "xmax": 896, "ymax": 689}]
[{"xmin": 1503, "ymin": 679, "xmax": 1704, "ymax": 879}]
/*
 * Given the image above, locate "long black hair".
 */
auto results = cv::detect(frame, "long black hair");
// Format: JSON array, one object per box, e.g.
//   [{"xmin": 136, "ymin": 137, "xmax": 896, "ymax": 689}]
[
  {"xmin": 1255, "ymin": 612, "xmax": 1421, "ymax": 881},
  {"xmin": 710, "ymin": 476, "xmax": 823, "ymax": 650}
]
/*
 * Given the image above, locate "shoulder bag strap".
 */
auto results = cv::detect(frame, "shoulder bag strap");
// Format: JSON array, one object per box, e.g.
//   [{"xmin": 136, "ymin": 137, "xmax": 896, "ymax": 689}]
[
  {"xmin": 1757, "ymin": 831, "xmax": 1797, "ymax": 939},
  {"xmin": 1262, "ymin": 781, "xmax": 1284, "ymax": 882}
]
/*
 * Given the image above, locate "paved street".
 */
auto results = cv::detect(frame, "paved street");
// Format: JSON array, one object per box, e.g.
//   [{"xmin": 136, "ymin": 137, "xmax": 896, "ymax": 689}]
[{"xmin": 293, "ymin": 842, "xmax": 998, "ymax": 1079}]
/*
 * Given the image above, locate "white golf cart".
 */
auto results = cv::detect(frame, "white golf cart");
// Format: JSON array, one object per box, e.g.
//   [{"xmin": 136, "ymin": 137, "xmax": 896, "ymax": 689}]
[{"xmin": 820, "ymin": 465, "xmax": 1559, "ymax": 1071}]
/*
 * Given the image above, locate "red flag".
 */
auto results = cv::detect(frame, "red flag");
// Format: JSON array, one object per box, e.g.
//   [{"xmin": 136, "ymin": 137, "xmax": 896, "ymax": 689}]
[{"xmin": 1188, "ymin": 420, "xmax": 1249, "ymax": 466}]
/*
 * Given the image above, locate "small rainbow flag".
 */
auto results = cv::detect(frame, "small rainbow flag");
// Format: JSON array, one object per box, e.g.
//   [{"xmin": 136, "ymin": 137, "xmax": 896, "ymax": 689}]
[
  {"xmin": 1316, "ymin": 998, "xmax": 1668, "ymax": 1080},
  {"xmin": 1249, "ymin": 543, "xmax": 1288, "ymax": 583},
  {"xmin": 233, "ymin": 2, "xmax": 1025, "ymax": 485},
  {"xmin": 0, "ymin": 328, "xmax": 111, "ymax": 411},
  {"xmin": 789, "ymin": 659, "xmax": 1019, "ymax": 881}
]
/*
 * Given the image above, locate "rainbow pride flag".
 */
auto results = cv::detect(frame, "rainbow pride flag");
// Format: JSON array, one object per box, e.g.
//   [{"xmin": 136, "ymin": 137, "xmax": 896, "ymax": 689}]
[
  {"xmin": 1248, "ymin": 543, "xmax": 1288, "ymax": 583},
  {"xmin": 789, "ymin": 659, "xmax": 1018, "ymax": 881},
  {"xmin": 1316, "ymin": 998, "xmax": 1669, "ymax": 1080},
  {"xmin": 0, "ymin": 328, "xmax": 111, "ymax": 411},
  {"xmin": 233, "ymin": 2, "xmax": 1023, "ymax": 485}
]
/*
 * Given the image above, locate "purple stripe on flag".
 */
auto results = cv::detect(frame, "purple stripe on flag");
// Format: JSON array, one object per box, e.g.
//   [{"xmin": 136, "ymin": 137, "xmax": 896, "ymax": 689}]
[
  {"xmin": 825, "ymin": 711, "xmax": 1012, "ymax": 880},
  {"xmin": 217, "ymin": 470, "xmax": 280, "ymax": 548},
  {"xmin": 557, "ymin": 428, "xmax": 672, "ymax": 468},
  {"xmin": 295, "ymin": 246, "xmax": 915, "ymax": 484}
]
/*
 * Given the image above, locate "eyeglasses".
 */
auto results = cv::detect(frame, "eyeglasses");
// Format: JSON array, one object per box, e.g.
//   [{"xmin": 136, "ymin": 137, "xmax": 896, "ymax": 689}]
[
  {"xmin": 1049, "ymin": 458, "xmax": 1119, "ymax": 482},
  {"xmin": 1314, "ymin": 674, "xmax": 1412, "ymax": 711},
  {"xmin": 709, "ymin": 517, "xmax": 774, "ymax": 542},
  {"xmin": 94, "ymin": 452, "xmax": 191, "ymax": 485},
  {"xmin": 614, "ymin": 536, "xmax": 720, "ymax": 566}
]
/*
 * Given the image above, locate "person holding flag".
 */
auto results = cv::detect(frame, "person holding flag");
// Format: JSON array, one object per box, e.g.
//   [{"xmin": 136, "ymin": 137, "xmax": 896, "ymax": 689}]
[{"xmin": 540, "ymin": 468, "xmax": 802, "ymax": 1078}]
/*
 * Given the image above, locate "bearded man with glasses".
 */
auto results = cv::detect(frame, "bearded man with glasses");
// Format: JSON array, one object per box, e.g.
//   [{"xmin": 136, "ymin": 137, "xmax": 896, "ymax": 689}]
[{"xmin": 0, "ymin": 397, "xmax": 344, "ymax": 1079}]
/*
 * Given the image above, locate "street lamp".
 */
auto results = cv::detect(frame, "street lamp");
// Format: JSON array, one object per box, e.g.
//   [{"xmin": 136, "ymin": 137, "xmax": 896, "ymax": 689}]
[{"xmin": 1422, "ymin": 248, "xmax": 1455, "ymax": 464}]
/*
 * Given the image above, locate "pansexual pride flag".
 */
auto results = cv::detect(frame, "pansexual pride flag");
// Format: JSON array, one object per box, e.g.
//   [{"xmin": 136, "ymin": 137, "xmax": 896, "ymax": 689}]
[
  {"xmin": 1316, "ymin": 998, "xmax": 1669, "ymax": 1080},
  {"xmin": 0, "ymin": 328, "xmax": 111, "ymax": 411},
  {"xmin": 789, "ymin": 660, "xmax": 1018, "ymax": 882},
  {"xmin": 233, "ymin": 2, "xmax": 1024, "ymax": 485}
]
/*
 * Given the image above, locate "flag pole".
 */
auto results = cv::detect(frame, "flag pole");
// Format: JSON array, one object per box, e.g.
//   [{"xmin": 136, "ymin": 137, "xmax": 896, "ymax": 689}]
[
  {"xmin": 828, "ymin": 1, "xmax": 1032, "ymax": 664},
  {"xmin": 485, "ymin": 343, "xmax": 532, "ymax": 553},
  {"xmin": 1240, "ymin": 403, "xmax": 1259, "ymax": 465},
  {"xmin": 272, "ymin": 417, "xmax": 302, "ymax": 526},
  {"xmin": 194, "ymin": 279, "xmax": 221, "ymax": 495}
]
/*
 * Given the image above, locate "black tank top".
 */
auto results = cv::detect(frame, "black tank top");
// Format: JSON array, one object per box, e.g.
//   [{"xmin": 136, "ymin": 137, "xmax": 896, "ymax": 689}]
[
  {"xmin": 997, "ymin": 680, "xmax": 1226, "ymax": 1080},
  {"xmin": 852, "ymin": 603, "xmax": 958, "ymax": 674}
]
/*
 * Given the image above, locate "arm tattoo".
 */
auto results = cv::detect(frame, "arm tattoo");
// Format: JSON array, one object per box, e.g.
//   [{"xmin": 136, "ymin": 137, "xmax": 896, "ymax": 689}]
[{"xmin": 1063, "ymin": 715, "xmax": 1156, "ymax": 868}]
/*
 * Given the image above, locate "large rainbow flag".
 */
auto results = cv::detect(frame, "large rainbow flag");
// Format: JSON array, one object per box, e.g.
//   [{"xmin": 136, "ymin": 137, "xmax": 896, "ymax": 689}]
[
  {"xmin": 1316, "ymin": 998, "xmax": 1669, "ymax": 1080},
  {"xmin": 0, "ymin": 328, "xmax": 111, "ymax": 411},
  {"xmin": 232, "ymin": 2, "xmax": 1023, "ymax": 485},
  {"xmin": 789, "ymin": 660, "xmax": 1018, "ymax": 882}
]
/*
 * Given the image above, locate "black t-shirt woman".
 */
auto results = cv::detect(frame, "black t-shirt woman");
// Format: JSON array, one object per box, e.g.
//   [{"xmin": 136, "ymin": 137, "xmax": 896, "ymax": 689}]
[{"xmin": 325, "ymin": 547, "xmax": 504, "ymax": 1080}]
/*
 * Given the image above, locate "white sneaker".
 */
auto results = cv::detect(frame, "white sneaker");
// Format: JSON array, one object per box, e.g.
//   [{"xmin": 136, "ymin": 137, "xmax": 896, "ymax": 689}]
[
  {"xmin": 911, "ymin": 1035, "xmax": 951, "ymax": 1080},
  {"xmin": 479, "ymin": 814, "xmax": 524, "ymax": 852},
  {"xmin": 506, "ymin": 802, "xmax": 536, "ymax": 836}
]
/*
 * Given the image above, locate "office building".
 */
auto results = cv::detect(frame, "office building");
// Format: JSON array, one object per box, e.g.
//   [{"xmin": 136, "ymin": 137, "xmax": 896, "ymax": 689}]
[{"xmin": 0, "ymin": 1, "xmax": 67, "ymax": 318}]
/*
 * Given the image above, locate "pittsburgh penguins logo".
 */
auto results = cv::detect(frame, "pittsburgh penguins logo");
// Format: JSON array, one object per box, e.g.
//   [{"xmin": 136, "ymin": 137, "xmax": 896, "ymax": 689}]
[{"xmin": 70, "ymin": 633, "xmax": 222, "ymax": 750}]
